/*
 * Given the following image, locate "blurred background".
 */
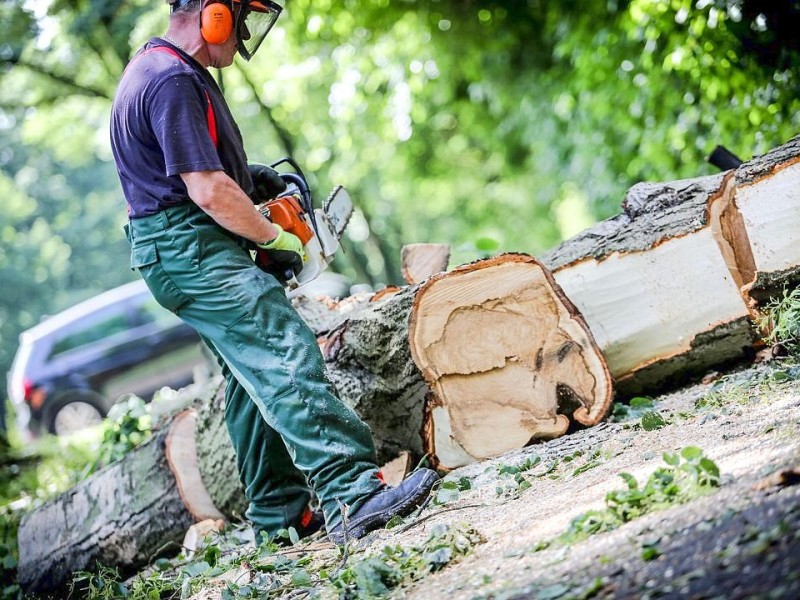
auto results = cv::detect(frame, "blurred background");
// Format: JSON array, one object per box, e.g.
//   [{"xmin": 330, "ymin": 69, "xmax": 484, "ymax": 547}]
[{"xmin": 1, "ymin": 0, "xmax": 799, "ymax": 435}]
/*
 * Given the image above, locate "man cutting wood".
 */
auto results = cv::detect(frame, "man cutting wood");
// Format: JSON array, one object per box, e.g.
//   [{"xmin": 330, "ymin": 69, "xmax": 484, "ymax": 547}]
[{"xmin": 109, "ymin": 0, "xmax": 437, "ymax": 545}]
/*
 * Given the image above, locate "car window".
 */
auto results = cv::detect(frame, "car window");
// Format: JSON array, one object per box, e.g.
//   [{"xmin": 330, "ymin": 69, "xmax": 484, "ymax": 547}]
[{"xmin": 48, "ymin": 312, "xmax": 131, "ymax": 359}]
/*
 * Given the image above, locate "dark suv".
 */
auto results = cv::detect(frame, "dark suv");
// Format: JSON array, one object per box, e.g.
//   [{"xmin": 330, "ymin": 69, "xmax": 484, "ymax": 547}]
[{"xmin": 7, "ymin": 280, "xmax": 207, "ymax": 437}]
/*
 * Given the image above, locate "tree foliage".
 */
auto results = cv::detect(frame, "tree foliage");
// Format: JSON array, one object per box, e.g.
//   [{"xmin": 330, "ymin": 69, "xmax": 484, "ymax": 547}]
[{"xmin": 0, "ymin": 0, "xmax": 798, "ymax": 410}]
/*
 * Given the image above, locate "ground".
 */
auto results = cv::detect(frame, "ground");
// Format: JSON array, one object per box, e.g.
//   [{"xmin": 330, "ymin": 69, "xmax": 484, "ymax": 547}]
[{"xmin": 166, "ymin": 361, "xmax": 800, "ymax": 600}]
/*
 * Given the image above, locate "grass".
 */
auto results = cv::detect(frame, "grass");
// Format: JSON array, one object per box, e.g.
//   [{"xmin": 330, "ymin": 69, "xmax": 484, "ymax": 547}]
[{"xmin": 759, "ymin": 285, "xmax": 800, "ymax": 356}]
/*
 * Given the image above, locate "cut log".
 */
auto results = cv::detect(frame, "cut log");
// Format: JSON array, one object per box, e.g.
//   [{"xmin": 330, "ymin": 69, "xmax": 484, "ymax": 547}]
[
  {"xmin": 17, "ymin": 382, "xmax": 239, "ymax": 594},
  {"xmin": 401, "ymin": 243, "xmax": 451, "ymax": 284},
  {"xmin": 165, "ymin": 409, "xmax": 225, "ymax": 522},
  {"xmin": 541, "ymin": 172, "xmax": 757, "ymax": 395},
  {"xmin": 408, "ymin": 254, "xmax": 613, "ymax": 469},
  {"xmin": 379, "ymin": 451, "xmax": 412, "ymax": 487},
  {"xmin": 733, "ymin": 136, "xmax": 800, "ymax": 305},
  {"xmin": 16, "ymin": 422, "xmax": 195, "ymax": 594}
]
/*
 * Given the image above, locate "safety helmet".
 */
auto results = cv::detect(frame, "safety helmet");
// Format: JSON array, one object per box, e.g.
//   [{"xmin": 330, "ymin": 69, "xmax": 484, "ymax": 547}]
[{"xmin": 168, "ymin": 0, "xmax": 282, "ymax": 61}]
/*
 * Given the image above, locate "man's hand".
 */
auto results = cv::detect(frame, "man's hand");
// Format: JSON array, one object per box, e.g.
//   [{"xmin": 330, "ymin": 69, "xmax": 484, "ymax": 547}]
[
  {"xmin": 248, "ymin": 163, "xmax": 287, "ymax": 203},
  {"xmin": 257, "ymin": 224, "xmax": 306, "ymax": 275}
]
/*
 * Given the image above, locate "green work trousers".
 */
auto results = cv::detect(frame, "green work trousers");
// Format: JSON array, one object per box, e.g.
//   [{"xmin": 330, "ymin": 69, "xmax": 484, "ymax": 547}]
[{"xmin": 125, "ymin": 203, "xmax": 382, "ymax": 536}]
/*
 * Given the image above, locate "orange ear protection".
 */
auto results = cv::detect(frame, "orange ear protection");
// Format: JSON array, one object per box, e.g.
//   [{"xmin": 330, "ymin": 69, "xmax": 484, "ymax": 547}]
[{"xmin": 200, "ymin": 0, "xmax": 234, "ymax": 45}]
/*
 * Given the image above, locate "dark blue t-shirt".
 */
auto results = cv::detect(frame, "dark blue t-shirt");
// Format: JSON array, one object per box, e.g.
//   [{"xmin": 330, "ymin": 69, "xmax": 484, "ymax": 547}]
[{"xmin": 110, "ymin": 38, "xmax": 252, "ymax": 218}]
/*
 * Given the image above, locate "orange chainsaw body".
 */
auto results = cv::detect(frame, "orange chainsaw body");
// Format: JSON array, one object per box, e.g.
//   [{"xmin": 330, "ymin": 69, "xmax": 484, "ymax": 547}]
[
  {"xmin": 254, "ymin": 194, "xmax": 314, "ymax": 277},
  {"xmin": 262, "ymin": 194, "xmax": 314, "ymax": 245}
]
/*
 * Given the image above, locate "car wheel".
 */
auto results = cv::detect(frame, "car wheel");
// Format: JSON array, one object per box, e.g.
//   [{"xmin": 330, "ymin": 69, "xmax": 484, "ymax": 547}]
[{"xmin": 45, "ymin": 392, "xmax": 106, "ymax": 436}]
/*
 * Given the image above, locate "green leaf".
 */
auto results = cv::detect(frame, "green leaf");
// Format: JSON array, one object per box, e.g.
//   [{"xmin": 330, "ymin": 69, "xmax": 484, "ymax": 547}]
[
  {"xmin": 629, "ymin": 396, "xmax": 654, "ymax": 409},
  {"xmin": 536, "ymin": 583, "xmax": 570, "ymax": 599},
  {"xmin": 435, "ymin": 486, "xmax": 460, "ymax": 504},
  {"xmin": 662, "ymin": 452, "xmax": 680, "ymax": 466},
  {"xmin": 291, "ymin": 569, "xmax": 312, "ymax": 586},
  {"xmin": 680, "ymin": 446, "xmax": 703, "ymax": 462},
  {"xmin": 183, "ymin": 561, "xmax": 210, "ymax": 577},
  {"xmin": 288, "ymin": 526, "xmax": 300, "ymax": 546},
  {"xmin": 772, "ymin": 370, "xmax": 790, "ymax": 382},
  {"xmin": 618, "ymin": 472, "xmax": 638, "ymax": 490},
  {"xmin": 475, "ymin": 236, "xmax": 500, "ymax": 251},
  {"xmin": 641, "ymin": 543, "xmax": 661, "ymax": 561},
  {"xmin": 154, "ymin": 557, "xmax": 172, "ymax": 572},
  {"xmin": 641, "ymin": 411, "xmax": 666, "ymax": 431},
  {"xmin": 386, "ymin": 515, "xmax": 405, "ymax": 529},
  {"xmin": 457, "ymin": 476, "xmax": 472, "ymax": 491},
  {"xmin": 203, "ymin": 545, "xmax": 221, "ymax": 567}
]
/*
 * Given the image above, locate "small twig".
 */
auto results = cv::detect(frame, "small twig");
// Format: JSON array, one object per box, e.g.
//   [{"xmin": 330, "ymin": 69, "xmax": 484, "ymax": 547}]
[
  {"xmin": 392, "ymin": 503, "xmax": 488, "ymax": 534},
  {"xmin": 335, "ymin": 500, "xmax": 351, "ymax": 570}
]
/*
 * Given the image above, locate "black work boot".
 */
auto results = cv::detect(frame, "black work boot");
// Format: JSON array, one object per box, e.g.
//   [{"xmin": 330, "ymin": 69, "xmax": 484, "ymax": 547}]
[{"xmin": 328, "ymin": 468, "xmax": 439, "ymax": 544}]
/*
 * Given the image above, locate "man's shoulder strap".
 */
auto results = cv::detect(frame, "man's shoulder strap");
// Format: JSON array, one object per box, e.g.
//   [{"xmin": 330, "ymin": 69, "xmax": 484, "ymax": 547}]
[{"xmin": 127, "ymin": 45, "xmax": 219, "ymax": 149}]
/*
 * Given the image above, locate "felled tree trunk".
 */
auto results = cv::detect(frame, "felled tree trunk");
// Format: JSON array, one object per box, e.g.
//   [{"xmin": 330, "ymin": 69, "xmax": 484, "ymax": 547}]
[
  {"xmin": 733, "ymin": 136, "xmax": 800, "ymax": 305},
  {"xmin": 21, "ymin": 251, "xmax": 613, "ymax": 592},
  {"xmin": 540, "ymin": 172, "xmax": 757, "ymax": 395},
  {"xmin": 16, "ymin": 421, "xmax": 195, "ymax": 594},
  {"xmin": 17, "ymin": 384, "xmax": 239, "ymax": 595}
]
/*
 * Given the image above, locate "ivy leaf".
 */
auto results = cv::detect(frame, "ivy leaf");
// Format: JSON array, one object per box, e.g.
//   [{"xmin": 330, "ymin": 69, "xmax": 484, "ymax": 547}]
[
  {"xmin": 288, "ymin": 526, "xmax": 300, "ymax": 546},
  {"xmin": 183, "ymin": 561, "xmax": 210, "ymax": 577}
]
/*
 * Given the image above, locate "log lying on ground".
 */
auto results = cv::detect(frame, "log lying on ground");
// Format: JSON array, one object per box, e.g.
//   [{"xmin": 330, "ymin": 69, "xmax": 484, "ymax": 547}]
[
  {"xmin": 400, "ymin": 243, "xmax": 451, "ymax": 284},
  {"xmin": 409, "ymin": 254, "xmax": 613, "ymax": 469},
  {"xmin": 540, "ymin": 171, "xmax": 757, "ymax": 395},
  {"xmin": 733, "ymin": 136, "xmax": 800, "ymax": 305},
  {"xmin": 17, "ymin": 383, "xmax": 237, "ymax": 595},
  {"xmin": 306, "ymin": 254, "xmax": 612, "ymax": 470},
  {"xmin": 17, "ymin": 418, "xmax": 195, "ymax": 594}
]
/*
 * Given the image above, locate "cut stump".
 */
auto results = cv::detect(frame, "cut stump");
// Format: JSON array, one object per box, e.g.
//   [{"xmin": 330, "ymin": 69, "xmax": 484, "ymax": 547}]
[{"xmin": 409, "ymin": 254, "xmax": 613, "ymax": 470}]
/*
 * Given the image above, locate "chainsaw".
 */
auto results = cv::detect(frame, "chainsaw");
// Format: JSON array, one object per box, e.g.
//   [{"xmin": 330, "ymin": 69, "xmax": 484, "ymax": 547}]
[{"xmin": 252, "ymin": 157, "xmax": 353, "ymax": 295}]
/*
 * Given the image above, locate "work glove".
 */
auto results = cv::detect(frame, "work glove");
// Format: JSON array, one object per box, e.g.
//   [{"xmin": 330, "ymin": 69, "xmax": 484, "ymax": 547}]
[
  {"xmin": 256, "ymin": 224, "xmax": 306, "ymax": 276},
  {"xmin": 248, "ymin": 163, "xmax": 287, "ymax": 204}
]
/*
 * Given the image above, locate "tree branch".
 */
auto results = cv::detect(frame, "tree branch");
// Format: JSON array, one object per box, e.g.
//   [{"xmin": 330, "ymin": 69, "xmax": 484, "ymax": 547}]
[{"xmin": 12, "ymin": 58, "xmax": 112, "ymax": 100}]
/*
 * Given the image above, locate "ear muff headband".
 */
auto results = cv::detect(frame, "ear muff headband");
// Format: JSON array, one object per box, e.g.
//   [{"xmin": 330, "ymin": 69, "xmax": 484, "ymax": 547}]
[{"xmin": 200, "ymin": 0, "xmax": 233, "ymax": 45}]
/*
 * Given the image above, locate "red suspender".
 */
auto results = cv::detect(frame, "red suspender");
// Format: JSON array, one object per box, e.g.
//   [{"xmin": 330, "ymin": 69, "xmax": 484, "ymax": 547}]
[{"xmin": 126, "ymin": 45, "xmax": 219, "ymax": 149}]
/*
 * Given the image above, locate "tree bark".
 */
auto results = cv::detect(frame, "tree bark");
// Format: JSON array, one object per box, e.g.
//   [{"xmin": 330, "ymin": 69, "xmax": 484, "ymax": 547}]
[
  {"xmin": 16, "ymin": 422, "xmax": 194, "ymax": 594},
  {"xmin": 17, "ymin": 384, "xmax": 238, "ymax": 595}
]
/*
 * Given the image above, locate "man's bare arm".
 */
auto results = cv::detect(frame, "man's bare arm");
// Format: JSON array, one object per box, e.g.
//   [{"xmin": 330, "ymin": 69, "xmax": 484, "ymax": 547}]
[{"xmin": 180, "ymin": 170, "xmax": 279, "ymax": 245}]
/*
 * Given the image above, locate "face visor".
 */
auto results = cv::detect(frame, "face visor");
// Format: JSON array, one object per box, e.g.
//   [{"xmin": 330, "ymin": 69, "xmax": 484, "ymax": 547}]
[{"xmin": 234, "ymin": 0, "xmax": 282, "ymax": 61}]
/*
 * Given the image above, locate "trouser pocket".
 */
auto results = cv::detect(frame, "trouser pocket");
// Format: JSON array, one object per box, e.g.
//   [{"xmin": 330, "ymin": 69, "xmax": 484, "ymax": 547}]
[{"xmin": 130, "ymin": 241, "xmax": 194, "ymax": 313}]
